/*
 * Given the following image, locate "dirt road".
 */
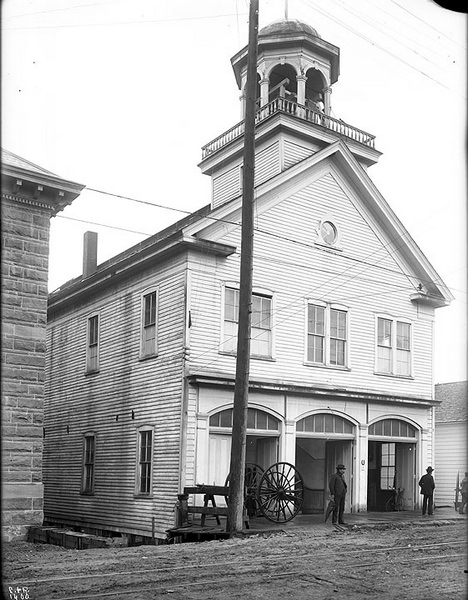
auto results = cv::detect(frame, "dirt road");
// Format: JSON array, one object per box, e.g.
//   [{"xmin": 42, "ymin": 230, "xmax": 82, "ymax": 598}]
[{"xmin": 3, "ymin": 521, "xmax": 467, "ymax": 600}]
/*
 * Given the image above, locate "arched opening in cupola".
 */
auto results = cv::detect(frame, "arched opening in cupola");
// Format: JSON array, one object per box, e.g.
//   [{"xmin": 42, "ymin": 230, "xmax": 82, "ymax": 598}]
[
  {"xmin": 268, "ymin": 63, "xmax": 297, "ymax": 103},
  {"xmin": 305, "ymin": 67, "xmax": 326, "ymax": 109}
]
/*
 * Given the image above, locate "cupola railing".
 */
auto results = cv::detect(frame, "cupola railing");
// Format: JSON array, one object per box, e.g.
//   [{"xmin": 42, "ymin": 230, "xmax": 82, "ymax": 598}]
[{"xmin": 201, "ymin": 97, "xmax": 376, "ymax": 159}]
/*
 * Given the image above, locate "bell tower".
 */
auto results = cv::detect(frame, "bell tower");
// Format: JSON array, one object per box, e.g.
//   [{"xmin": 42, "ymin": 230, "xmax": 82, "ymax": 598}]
[
  {"xmin": 199, "ymin": 19, "xmax": 381, "ymax": 210},
  {"xmin": 233, "ymin": 19, "xmax": 339, "ymax": 120}
]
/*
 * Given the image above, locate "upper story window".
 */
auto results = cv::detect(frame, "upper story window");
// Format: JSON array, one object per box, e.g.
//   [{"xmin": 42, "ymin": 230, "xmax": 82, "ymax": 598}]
[
  {"xmin": 317, "ymin": 216, "xmax": 341, "ymax": 247},
  {"xmin": 306, "ymin": 302, "xmax": 348, "ymax": 367},
  {"xmin": 223, "ymin": 286, "xmax": 273, "ymax": 358},
  {"xmin": 376, "ymin": 316, "xmax": 412, "ymax": 376},
  {"xmin": 86, "ymin": 314, "xmax": 99, "ymax": 373},
  {"xmin": 136, "ymin": 427, "xmax": 153, "ymax": 496},
  {"xmin": 82, "ymin": 434, "xmax": 95, "ymax": 494},
  {"xmin": 141, "ymin": 289, "xmax": 158, "ymax": 359}
]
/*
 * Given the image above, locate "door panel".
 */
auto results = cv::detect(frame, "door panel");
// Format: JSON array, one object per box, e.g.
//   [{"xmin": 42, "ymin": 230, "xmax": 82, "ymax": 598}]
[
  {"xmin": 208, "ymin": 434, "xmax": 231, "ymax": 486},
  {"xmin": 296, "ymin": 438, "xmax": 326, "ymax": 513},
  {"xmin": 256, "ymin": 437, "xmax": 278, "ymax": 469},
  {"xmin": 395, "ymin": 443, "xmax": 416, "ymax": 510},
  {"xmin": 326, "ymin": 441, "xmax": 353, "ymax": 512}
]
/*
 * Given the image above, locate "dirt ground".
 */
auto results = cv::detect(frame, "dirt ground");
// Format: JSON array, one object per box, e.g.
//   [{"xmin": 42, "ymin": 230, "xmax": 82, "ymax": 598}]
[{"xmin": 2, "ymin": 520, "xmax": 467, "ymax": 600}]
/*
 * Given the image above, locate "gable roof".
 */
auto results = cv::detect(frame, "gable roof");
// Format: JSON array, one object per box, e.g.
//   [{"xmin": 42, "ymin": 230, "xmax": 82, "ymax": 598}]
[
  {"xmin": 2, "ymin": 148, "xmax": 58, "ymax": 176},
  {"xmin": 435, "ymin": 381, "xmax": 468, "ymax": 422},
  {"xmin": 48, "ymin": 140, "xmax": 453, "ymax": 311},
  {"xmin": 187, "ymin": 140, "xmax": 453, "ymax": 307},
  {"xmin": 2, "ymin": 147, "xmax": 85, "ymax": 215}
]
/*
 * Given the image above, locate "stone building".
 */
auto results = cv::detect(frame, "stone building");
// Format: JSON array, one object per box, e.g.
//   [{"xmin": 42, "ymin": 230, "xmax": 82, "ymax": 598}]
[{"xmin": 1, "ymin": 148, "xmax": 84, "ymax": 541}]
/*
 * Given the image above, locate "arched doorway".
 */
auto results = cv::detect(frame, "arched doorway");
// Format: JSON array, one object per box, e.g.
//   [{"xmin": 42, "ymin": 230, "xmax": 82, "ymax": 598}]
[
  {"xmin": 296, "ymin": 413, "xmax": 356, "ymax": 514},
  {"xmin": 207, "ymin": 407, "xmax": 281, "ymax": 489},
  {"xmin": 367, "ymin": 418, "xmax": 418, "ymax": 511}
]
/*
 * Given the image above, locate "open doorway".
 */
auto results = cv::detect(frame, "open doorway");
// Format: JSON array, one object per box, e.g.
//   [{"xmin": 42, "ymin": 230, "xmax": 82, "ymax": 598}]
[
  {"xmin": 295, "ymin": 438, "xmax": 353, "ymax": 514},
  {"xmin": 367, "ymin": 441, "xmax": 416, "ymax": 511}
]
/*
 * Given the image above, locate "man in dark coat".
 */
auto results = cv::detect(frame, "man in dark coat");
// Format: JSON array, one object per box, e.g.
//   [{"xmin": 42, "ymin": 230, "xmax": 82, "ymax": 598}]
[
  {"xmin": 329, "ymin": 464, "xmax": 348, "ymax": 524},
  {"xmin": 419, "ymin": 466, "xmax": 435, "ymax": 515}
]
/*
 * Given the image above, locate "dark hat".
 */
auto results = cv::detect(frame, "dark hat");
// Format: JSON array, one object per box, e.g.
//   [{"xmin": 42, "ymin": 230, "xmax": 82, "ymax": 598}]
[
  {"xmin": 336, "ymin": 464, "xmax": 346, "ymax": 470},
  {"xmin": 426, "ymin": 466, "xmax": 434, "ymax": 472}
]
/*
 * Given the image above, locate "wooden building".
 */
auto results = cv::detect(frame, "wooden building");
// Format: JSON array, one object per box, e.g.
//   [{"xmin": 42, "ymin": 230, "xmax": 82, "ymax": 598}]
[
  {"xmin": 434, "ymin": 381, "xmax": 467, "ymax": 507},
  {"xmin": 44, "ymin": 20, "xmax": 453, "ymax": 542},
  {"xmin": 1, "ymin": 149, "xmax": 83, "ymax": 541}
]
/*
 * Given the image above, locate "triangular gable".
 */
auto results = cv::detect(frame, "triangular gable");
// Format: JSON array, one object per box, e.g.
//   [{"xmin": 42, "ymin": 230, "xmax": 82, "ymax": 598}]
[
  {"xmin": 185, "ymin": 140, "xmax": 452, "ymax": 306},
  {"xmin": 2, "ymin": 148, "xmax": 58, "ymax": 176}
]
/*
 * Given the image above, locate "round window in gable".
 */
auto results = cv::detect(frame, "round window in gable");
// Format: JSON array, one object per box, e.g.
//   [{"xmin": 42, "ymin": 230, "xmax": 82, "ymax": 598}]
[{"xmin": 320, "ymin": 220, "xmax": 337, "ymax": 245}]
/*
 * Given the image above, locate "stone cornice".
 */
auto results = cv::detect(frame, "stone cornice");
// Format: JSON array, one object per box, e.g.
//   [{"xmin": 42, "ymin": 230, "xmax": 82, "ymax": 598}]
[{"xmin": 2, "ymin": 192, "xmax": 56, "ymax": 212}]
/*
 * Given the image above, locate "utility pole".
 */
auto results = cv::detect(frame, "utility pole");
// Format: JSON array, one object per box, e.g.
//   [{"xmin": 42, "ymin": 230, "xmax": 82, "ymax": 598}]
[{"xmin": 227, "ymin": 0, "xmax": 259, "ymax": 534}]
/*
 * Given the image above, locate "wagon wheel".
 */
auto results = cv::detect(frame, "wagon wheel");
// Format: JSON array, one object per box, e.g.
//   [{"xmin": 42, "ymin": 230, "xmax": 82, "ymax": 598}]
[
  {"xmin": 257, "ymin": 462, "xmax": 304, "ymax": 523},
  {"xmin": 225, "ymin": 463, "xmax": 264, "ymax": 515}
]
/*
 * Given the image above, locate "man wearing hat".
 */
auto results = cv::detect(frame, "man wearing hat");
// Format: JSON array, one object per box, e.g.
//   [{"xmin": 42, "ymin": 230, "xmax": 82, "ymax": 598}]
[
  {"xmin": 458, "ymin": 472, "xmax": 468, "ymax": 514},
  {"xmin": 418, "ymin": 467, "xmax": 435, "ymax": 516},
  {"xmin": 328, "ymin": 464, "xmax": 348, "ymax": 524}
]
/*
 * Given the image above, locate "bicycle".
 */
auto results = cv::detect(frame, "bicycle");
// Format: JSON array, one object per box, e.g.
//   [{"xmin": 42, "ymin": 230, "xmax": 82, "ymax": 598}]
[{"xmin": 385, "ymin": 487, "xmax": 404, "ymax": 511}]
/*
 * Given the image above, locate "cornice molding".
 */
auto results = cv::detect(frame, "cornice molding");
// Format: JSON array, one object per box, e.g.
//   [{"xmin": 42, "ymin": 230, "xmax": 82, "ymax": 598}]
[
  {"xmin": 1, "ymin": 192, "xmax": 55, "ymax": 212},
  {"xmin": 187, "ymin": 373, "xmax": 436, "ymax": 407}
]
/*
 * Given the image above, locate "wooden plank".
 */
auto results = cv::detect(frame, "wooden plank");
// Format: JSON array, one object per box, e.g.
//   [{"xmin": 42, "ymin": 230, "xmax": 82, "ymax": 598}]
[
  {"xmin": 186, "ymin": 506, "xmax": 229, "ymax": 516},
  {"xmin": 184, "ymin": 485, "xmax": 229, "ymax": 495}
]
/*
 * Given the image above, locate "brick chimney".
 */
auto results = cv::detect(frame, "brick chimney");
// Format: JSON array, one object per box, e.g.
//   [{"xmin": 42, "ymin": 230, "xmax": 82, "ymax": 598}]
[{"xmin": 83, "ymin": 231, "xmax": 98, "ymax": 278}]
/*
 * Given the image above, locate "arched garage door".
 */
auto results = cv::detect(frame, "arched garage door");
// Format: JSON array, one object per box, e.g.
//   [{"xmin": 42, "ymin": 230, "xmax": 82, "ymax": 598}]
[
  {"xmin": 367, "ymin": 418, "xmax": 417, "ymax": 511},
  {"xmin": 208, "ymin": 407, "xmax": 281, "ymax": 488}
]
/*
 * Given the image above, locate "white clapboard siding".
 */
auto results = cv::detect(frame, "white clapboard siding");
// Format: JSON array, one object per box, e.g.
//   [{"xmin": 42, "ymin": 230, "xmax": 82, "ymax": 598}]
[
  {"xmin": 44, "ymin": 258, "xmax": 188, "ymax": 539},
  {"xmin": 254, "ymin": 141, "xmax": 280, "ymax": 187},
  {"xmin": 434, "ymin": 421, "xmax": 467, "ymax": 506},
  {"xmin": 212, "ymin": 165, "xmax": 241, "ymax": 209},
  {"xmin": 283, "ymin": 139, "xmax": 315, "ymax": 170},
  {"xmin": 188, "ymin": 171, "xmax": 434, "ymax": 400},
  {"xmin": 211, "ymin": 142, "xmax": 281, "ymax": 209}
]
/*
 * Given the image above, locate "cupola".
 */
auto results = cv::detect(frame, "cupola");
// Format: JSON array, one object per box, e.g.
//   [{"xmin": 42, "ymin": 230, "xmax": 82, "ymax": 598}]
[
  {"xmin": 199, "ymin": 19, "xmax": 381, "ymax": 210},
  {"xmin": 232, "ymin": 19, "xmax": 339, "ymax": 119}
]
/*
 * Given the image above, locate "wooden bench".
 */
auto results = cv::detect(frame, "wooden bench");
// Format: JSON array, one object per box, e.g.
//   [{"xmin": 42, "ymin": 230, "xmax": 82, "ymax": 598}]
[{"xmin": 167, "ymin": 484, "xmax": 249, "ymax": 542}]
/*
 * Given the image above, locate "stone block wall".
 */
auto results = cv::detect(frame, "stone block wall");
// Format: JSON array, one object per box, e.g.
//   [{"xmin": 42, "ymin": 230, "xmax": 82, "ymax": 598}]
[{"xmin": 1, "ymin": 195, "xmax": 51, "ymax": 541}]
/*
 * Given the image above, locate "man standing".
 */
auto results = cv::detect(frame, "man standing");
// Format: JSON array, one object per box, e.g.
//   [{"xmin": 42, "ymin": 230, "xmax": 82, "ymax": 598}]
[
  {"xmin": 419, "ymin": 466, "xmax": 435, "ymax": 515},
  {"xmin": 459, "ymin": 472, "xmax": 468, "ymax": 514},
  {"xmin": 329, "ymin": 464, "xmax": 348, "ymax": 525}
]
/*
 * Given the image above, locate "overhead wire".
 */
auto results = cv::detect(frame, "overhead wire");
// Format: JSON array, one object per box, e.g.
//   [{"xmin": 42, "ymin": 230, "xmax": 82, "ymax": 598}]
[
  {"xmin": 356, "ymin": 0, "xmax": 466, "ymax": 60},
  {"xmin": 39, "ymin": 1, "xmax": 463, "ymax": 376},
  {"xmin": 64, "ymin": 183, "xmax": 456, "ymax": 293},
  {"xmin": 4, "ymin": 0, "xmax": 122, "ymax": 20},
  {"xmin": 1, "ymin": 11, "xmax": 249, "ymax": 31},
  {"xmin": 299, "ymin": 0, "xmax": 458, "ymax": 92},
  {"xmin": 332, "ymin": 0, "xmax": 464, "ymax": 73},
  {"xmin": 390, "ymin": 0, "xmax": 467, "ymax": 50}
]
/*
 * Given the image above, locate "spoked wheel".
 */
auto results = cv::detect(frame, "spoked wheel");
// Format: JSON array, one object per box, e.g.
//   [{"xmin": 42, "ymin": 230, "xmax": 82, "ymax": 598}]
[
  {"xmin": 257, "ymin": 462, "xmax": 304, "ymax": 523},
  {"xmin": 225, "ymin": 463, "xmax": 265, "ymax": 516}
]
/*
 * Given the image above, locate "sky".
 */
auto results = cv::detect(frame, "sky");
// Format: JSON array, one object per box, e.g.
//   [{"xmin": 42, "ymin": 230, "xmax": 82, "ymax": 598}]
[{"xmin": 2, "ymin": 0, "xmax": 467, "ymax": 384}]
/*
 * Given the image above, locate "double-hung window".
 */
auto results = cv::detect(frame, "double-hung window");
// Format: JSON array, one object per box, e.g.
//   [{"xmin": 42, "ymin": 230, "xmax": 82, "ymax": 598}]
[
  {"xmin": 376, "ymin": 316, "xmax": 411, "ymax": 376},
  {"xmin": 86, "ymin": 314, "xmax": 99, "ymax": 373},
  {"xmin": 82, "ymin": 434, "xmax": 95, "ymax": 494},
  {"xmin": 136, "ymin": 428, "xmax": 153, "ymax": 495},
  {"xmin": 380, "ymin": 442, "xmax": 396, "ymax": 490},
  {"xmin": 306, "ymin": 302, "xmax": 348, "ymax": 367},
  {"xmin": 141, "ymin": 290, "xmax": 158, "ymax": 358},
  {"xmin": 223, "ymin": 286, "xmax": 273, "ymax": 358}
]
